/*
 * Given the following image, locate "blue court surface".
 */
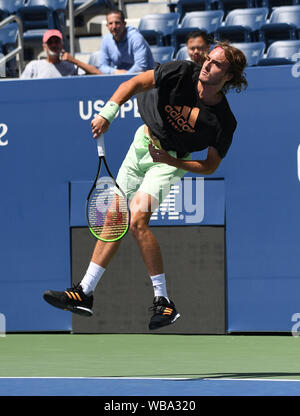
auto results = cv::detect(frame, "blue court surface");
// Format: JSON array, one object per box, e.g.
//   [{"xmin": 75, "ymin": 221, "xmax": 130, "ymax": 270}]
[{"xmin": 1, "ymin": 377, "xmax": 300, "ymax": 396}]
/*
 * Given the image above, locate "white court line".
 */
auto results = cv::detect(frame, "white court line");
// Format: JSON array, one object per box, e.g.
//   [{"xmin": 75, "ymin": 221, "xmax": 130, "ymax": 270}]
[
  {"xmin": 1, "ymin": 377, "xmax": 300, "ymax": 382},
  {"xmin": 0, "ymin": 377, "xmax": 189, "ymax": 380}
]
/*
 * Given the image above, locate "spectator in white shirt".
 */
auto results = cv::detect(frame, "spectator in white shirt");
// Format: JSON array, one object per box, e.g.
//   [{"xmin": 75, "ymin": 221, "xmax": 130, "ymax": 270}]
[{"xmin": 21, "ymin": 29, "xmax": 101, "ymax": 79}]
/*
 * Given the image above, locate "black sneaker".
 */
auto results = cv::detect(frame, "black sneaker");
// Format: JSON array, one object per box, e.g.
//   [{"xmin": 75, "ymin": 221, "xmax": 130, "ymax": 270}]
[
  {"xmin": 43, "ymin": 284, "xmax": 93, "ymax": 317},
  {"xmin": 148, "ymin": 296, "xmax": 180, "ymax": 330}
]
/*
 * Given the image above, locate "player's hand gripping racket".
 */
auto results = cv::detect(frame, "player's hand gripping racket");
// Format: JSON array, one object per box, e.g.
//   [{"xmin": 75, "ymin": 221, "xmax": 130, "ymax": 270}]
[{"xmin": 86, "ymin": 134, "xmax": 130, "ymax": 242}]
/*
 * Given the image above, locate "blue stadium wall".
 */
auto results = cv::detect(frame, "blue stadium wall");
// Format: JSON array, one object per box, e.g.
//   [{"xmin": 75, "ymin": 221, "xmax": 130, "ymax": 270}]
[{"xmin": 0, "ymin": 64, "xmax": 300, "ymax": 332}]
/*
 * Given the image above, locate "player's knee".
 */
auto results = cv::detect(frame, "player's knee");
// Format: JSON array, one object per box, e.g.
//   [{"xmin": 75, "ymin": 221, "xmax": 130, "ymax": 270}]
[{"xmin": 130, "ymin": 217, "xmax": 148, "ymax": 239}]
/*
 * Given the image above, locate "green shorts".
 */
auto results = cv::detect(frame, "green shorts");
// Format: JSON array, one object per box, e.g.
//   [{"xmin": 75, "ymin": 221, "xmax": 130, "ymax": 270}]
[{"xmin": 116, "ymin": 124, "xmax": 191, "ymax": 204}]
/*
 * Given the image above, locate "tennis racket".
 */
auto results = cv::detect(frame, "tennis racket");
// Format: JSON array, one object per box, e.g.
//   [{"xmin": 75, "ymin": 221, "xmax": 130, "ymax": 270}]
[{"xmin": 86, "ymin": 134, "xmax": 130, "ymax": 242}]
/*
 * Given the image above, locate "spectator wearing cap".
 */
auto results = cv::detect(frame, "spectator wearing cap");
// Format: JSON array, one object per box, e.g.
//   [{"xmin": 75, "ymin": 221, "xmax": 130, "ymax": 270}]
[
  {"xmin": 98, "ymin": 9, "xmax": 154, "ymax": 74},
  {"xmin": 20, "ymin": 29, "xmax": 101, "ymax": 79}
]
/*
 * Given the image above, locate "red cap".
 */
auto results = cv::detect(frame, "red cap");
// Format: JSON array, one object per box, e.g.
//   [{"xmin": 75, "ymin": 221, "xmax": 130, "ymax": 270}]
[{"xmin": 43, "ymin": 29, "xmax": 63, "ymax": 43}]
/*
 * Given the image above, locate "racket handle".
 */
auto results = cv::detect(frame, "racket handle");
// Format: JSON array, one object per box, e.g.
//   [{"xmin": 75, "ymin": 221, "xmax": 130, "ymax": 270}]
[{"xmin": 97, "ymin": 134, "xmax": 105, "ymax": 157}]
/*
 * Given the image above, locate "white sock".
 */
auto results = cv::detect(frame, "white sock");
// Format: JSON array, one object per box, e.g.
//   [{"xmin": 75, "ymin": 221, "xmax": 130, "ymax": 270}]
[
  {"xmin": 80, "ymin": 262, "xmax": 105, "ymax": 295},
  {"xmin": 150, "ymin": 273, "xmax": 170, "ymax": 303}
]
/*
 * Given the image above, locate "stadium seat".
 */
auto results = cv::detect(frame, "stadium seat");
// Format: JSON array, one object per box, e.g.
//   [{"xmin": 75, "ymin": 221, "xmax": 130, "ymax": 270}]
[
  {"xmin": 75, "ymin": 52, "xmax": 91, "ymax": 64},
  {"xmin": 266, "ymin": 39, "xmax": 300, "ymax": 59},
  {"xmin": 215, "ymin": 8, "xmax": 268, "ymax": 42},
  {"xmin": 88, "ymin": 50, "xmax": 100, "ymax": 67},
  {"xmin": 253, "ymin": 0, "xmax": 299, "ymax": 16},
  {"xmin": 73, "ymin": 0, "xmax": 114, "ymax": 27},
  {"xmin": 174, "ymin": 0, "xmax": 213, "ymax": 22},
  {"xmin": 0, "ymin": 22, "xmax": 20, "ymax": 77},
  {"xmin": 150, "ymin": 46, "xmax": 175, "ymax": 63},
  {"xmin": 16, "ymin": 0, "xmax": 68, "ymax": 60},
  {"xmin": 257, "ymin": 39, "xmax": 300, "ymax": 64},
  {"xmin": 0, "ymin": 0, "xmax": 23, "ymax": 18},
  {"xmin": 0, "ymin": 23, "xmax": 18, "ymax": 51},
  {"xmin": 0, "ymin": 0, "xmax": 9, "ymax": 20},
  {"xmin": 16, "ymin": 0, "xmax": 68, "ymax": 34},
  {"xmin": 74, "ymin": 0, "xmax": 114, "ymax": 7},
  {"xmin": 175, "ymin": 45, "xmax": 190, "ymax": 60},
  {"xmin": 231, "ymin": 41, "xmax": 265, "ymax": 65},
  {"xmin": 257, "ymin": 56, "xmax": 293, "ymax": 64},
  {"xmin": 0, "ymin": 1, "xmax": 22, "ymax": 76},
  {"xmin": 215, "ymin": 0, "xmax": 254, "ymax": 18},
  {"xmin": 170, "ymin": 10, "xmax": 224, "ymax": 52},
  {"xmin": 0, "ymin": 52, "xmax": 5, "ymax": 77},
  {"xmin": 258, "ymin": 6, "xmax": 300, "ymax": 48},
  {"xmin": 180, "ymin": 10, "xmax": 224, "ymax": 33},
  {"xmin": 138, "ymin": 13, "xmax": 180, "ymax": 46}
]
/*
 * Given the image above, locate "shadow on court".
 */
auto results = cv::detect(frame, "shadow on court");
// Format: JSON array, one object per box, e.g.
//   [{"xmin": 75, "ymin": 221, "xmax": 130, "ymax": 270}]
[{"xmin": 185, "ymin": 372, "xmax": 300, "ymax": 380}]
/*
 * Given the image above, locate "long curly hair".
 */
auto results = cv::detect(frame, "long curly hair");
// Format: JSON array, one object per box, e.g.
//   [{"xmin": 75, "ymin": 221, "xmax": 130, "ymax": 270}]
[{"xmin": 213, "ymin": 41, "xmax": 248, "ymax": 94}]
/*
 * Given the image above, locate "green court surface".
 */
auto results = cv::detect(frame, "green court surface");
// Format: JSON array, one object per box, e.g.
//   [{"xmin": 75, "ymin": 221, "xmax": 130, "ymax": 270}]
[{"xmin": 1, "ymin": 334, "xmax": 300, "ymax": 379}]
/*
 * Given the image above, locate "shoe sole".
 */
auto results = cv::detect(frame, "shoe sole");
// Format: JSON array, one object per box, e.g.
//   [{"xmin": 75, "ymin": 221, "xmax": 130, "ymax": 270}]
[
  {"xmin": 149, "ymin": 313, "xmax": 181, "ymax": 330},
  {"xmin": 43, "ymin": 293, "xmax": 93, "ymax": 317}
]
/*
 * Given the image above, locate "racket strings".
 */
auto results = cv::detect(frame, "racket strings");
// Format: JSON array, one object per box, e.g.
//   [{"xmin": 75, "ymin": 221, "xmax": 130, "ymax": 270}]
[{"xmin": 87, "ymin": 185, "xmax": 129, "ymax": 240}]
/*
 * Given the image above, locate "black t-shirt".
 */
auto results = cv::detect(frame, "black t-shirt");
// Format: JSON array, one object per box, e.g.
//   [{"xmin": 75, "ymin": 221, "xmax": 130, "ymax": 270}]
[{"xmin": 136, "ymin": 60, "xmax": 237, "ymax": 158}]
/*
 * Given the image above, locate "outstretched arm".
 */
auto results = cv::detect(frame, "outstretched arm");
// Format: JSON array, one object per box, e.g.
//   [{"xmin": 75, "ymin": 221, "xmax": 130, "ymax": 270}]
[
  {"xmin": 91, "ymin": 70, "xmax": 155, "ymax": 138},
  {"xmin": 110, "ymin": 70, "xmax": 155, "ymax": 104}
]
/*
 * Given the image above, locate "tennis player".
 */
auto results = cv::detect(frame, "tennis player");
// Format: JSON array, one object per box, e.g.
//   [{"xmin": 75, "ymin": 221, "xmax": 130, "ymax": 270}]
[{"xmin": 44, "ymin": 42, "xmax": 247, "ymax": 330}]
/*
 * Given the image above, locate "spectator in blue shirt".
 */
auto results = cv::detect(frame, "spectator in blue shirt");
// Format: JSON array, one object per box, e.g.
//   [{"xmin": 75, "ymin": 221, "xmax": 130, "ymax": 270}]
[{"xmin": 99, "ymin": 9, "xmax": 154, "ymax": 75}]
